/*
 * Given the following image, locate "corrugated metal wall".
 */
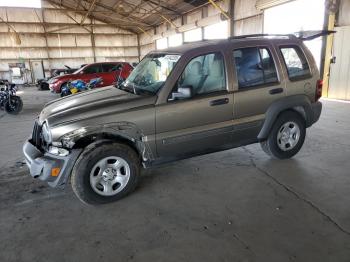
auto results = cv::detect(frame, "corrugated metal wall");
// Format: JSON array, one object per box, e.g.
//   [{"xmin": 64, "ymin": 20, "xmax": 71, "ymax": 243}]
[
  {"xmin": 0, "ymin": 0, "xmax": 266, "ymax": 82},
  {"xmin": 139, "ymin": 0, "xmax": 263, "ymax": 59},
  {"xmin": 327, "ymin": 0, "xmax": 350, "ymax": 100},
  {"xmin": 0, "ymin": 1, "xmax": 139, "ymax": 82},
  {"xmin": 328, "ymin": 26, "xmax": 350, "ymax": 100}
]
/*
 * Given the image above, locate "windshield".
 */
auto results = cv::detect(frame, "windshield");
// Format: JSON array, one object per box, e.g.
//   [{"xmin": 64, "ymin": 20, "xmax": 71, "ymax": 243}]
[
  {"xmin": 72, "ymin": 66, "xmax": 85, "ymax": 74},
  {"xmin": 121, "ymin": 53, "xmax": 181, "ymax": 95}
]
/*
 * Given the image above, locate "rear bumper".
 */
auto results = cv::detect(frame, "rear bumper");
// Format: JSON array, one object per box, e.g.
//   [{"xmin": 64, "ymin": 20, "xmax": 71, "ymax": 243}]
[
  {"xmin": 310, "ymin": 101, "xmax": 322, "ymax": 125},
  {"xmin": 23, "ymin": 139, "xmax": 82, "ymax": 188}
]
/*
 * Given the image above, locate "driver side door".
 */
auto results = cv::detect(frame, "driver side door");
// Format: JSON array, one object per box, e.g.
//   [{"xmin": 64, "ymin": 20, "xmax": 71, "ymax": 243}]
[{"xmin": 155, "ymin": 52, "xmax": 234, "ymax": 159}]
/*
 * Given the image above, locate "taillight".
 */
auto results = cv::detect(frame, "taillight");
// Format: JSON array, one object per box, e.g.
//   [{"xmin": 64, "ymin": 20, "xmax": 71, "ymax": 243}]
[{"xmin": 316, "ymin": 79, "xmax": 323, "ymax": 101}]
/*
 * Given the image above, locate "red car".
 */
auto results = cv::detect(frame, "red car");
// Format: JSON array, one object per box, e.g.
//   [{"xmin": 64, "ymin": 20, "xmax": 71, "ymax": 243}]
[{"xmin": 48, "ymin": 62, "xmax": 133, "ymax": 93}]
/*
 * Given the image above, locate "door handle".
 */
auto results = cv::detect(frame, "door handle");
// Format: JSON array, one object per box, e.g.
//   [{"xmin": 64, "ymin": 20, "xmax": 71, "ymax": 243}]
[
  {"xmin": 210, "ymin": 98, "xmax": 229, "ymax": 106},
  {"xmin": 269, "ymin": 88, "xmax": 284, "ymax": 95}
]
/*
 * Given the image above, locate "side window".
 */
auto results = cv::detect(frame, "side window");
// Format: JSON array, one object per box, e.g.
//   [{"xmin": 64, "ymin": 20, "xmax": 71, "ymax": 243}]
[
  {"xmin": 176, "ymin": 52, "xmax": 226, "ymax": 96},
  {"xmin": 102, "ymin": 63, "xmax": 122, "ymax": 72},
  {"xmin": 280, "ymin": 46, "xmax": 311, "ymax": 80},
  {"xmin": 84, "ymin": 64, "xmax": 101, "ymax": 74},
  {"xmin": 111, "ymin": 64, "xmax": 122, "ymax": 72},
  {"xmin": 233, "ymin": 47, "xmax": 278, "ymax": 89},
  {"xmin": 101, "ymin": 63, "xmax": 115, "ymax": 72}
]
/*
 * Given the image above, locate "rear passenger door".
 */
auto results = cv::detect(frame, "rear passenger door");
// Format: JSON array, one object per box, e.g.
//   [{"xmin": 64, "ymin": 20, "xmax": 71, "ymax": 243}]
[{"xmin": 232, "ymin": 44, "xmax": 285, "ymax": 143}]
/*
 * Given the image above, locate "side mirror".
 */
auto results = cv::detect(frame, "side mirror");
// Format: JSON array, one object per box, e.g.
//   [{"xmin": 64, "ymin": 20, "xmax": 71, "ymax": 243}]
[{"xmin": 169, "ymin": 86, "xmax": 193, "ymax": 101}]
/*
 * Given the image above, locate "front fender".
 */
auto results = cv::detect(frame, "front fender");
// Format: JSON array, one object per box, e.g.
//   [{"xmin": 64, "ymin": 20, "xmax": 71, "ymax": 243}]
[{"xmin": 60, "ymin": 122, "xmax": 155, "ymax": 162}]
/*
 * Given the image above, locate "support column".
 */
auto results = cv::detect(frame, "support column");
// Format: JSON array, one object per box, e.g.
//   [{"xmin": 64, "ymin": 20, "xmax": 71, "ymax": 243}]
[
  {"xmin": 321, "ymin": 13, "xmax": 335, "ymax": 98},
  {"xmin": 90, "ymin": 23, "xmax": 96, "ymax": 62},
  {"xmin": 41, "ymin": 9, "xmax": 51, "ymax": 75},
  {"xmin": 228, "ymin": 0, "xmax": 235, "ymax": 37},
  {"xmin": 137, "ymin": 33, "xmax": 141, "ymax": 62}
]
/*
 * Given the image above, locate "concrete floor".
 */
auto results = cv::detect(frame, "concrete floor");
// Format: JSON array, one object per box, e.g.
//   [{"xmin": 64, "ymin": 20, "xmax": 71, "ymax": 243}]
[{"xmin": 1, "ymin": 87, "xmax": 350, "ymax": 262}]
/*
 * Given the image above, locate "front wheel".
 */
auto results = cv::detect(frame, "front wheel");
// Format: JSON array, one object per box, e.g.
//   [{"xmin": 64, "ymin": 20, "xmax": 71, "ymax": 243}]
[
  {"xmin": 4, "ymin": 96, "xmax": 23, "ymax": 114},
  {"xmin": 260, "ymin": 111, "xmax": 306, "ymax": 159},
  {"xmin": 71, "ymin": 141, "xmax": 140, "ymax": 205}
]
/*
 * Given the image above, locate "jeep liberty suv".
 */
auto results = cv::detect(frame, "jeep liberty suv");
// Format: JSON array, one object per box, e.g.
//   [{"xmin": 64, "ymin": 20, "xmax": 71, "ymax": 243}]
[{"xmin": 23, "ymin": 33, "xmax": 325, "ymax": 204}]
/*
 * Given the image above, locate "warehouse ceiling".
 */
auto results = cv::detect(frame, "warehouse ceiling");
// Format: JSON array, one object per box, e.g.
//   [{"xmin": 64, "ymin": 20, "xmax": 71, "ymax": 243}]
[{"xmin": 46, "ymin": 0, "xmax": 207, "ymax": 33}]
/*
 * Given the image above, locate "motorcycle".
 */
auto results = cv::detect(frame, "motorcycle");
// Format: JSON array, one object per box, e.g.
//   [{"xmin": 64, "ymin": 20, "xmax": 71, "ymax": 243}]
[
  {"xmin": 0, "ymin": 80, "xmax": 23, "ymax": 115},
  {"xmin": 61, "ymin": 77, "xmax": 103, "ymax": 97}
]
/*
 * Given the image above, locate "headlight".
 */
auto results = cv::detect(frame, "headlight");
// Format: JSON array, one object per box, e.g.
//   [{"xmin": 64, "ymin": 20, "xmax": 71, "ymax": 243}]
[
  {"xmin": 42, "ymin": 122, "xmax": 52, "ymax": 144},
  {"xmin": 48, "ymin": 146, "xmax": 69, "ymax": 156},
  {"xmin": 62, "ymin": 127, "xmax": 88, "ymax": 148}
]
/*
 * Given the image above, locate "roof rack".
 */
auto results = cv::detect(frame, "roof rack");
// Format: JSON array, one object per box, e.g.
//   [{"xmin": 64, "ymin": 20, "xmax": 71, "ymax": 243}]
[
  {"xmin": 229, "ymin": 31, "xmax": 336, "ymax": 41},
  {"xmin": 229, "ymin": 33, "xmax": 297, "ymax": 40}
]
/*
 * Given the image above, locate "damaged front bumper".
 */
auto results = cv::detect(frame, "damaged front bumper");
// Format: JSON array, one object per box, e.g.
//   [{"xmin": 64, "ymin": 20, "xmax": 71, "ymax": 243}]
[{"xmin": 23, "ymin": 139, "xmax": 82, "ymax": 188}]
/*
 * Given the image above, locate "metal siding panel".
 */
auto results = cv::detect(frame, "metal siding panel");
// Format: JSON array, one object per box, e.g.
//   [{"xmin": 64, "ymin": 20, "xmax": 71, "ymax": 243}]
[
  {"xmin": 234, "ymin": 15, "xmax": 263, "ymax": 35},
  {"xmin": 235, "ymin": 0, "xmax": 262, "ymax": 20},
  {"xmin": 256, "ymin": 0, "xmax": 295, "ymax": 10},
  {"xmin": 329, "ymin": 26, "xmax": 350, "ymax": 100}
]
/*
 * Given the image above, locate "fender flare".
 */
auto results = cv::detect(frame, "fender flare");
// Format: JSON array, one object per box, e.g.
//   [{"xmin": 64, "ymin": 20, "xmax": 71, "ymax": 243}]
[
  {"xmin": 60, "ymin": 122, "xmax": 154, "ymax": 162},
  {"xmin": 258, "ymin": 95, "xmax": 313, "ymax": 140}
]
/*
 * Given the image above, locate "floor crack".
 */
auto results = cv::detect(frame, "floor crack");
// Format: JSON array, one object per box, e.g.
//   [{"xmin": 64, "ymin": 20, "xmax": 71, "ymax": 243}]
[
  {"xmin": 242, "ymin": 146, "xmax": 350, "ymax": 237},
  {"xmin": 233, "ymin": 232, "xmax": 256, "ymax": 256}
]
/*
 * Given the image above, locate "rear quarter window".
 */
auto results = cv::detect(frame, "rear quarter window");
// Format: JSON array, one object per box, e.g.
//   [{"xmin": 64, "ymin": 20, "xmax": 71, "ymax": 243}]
[{"xmin": 280, "ymin": 46, "xmax": 311, "ymax": 81}]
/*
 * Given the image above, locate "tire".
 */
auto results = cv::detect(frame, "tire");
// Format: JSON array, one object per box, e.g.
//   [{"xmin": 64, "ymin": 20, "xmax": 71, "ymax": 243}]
[
  {"xmin": 4, "ymin": 96, "xmax": 23, "ymax": 115},
  {"xmin": 260, "ymin": 110, "xmax": 306, "ymax": 159},
  {"xmin": 60, "ymin": 90, "xmax": 71, "ymax": 97},
  {"xmin": 71, "ymin": 141, "xmax": 140, "ymax": 205},
  {"xmin": 59, "ymin": 83, "xmax": 68, "ymax": 94}
]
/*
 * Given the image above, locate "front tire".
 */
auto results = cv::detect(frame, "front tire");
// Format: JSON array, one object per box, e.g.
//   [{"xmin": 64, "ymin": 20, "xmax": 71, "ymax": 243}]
[
  {"xmin": 260, "ymin": 111, "xmax": 306, "ymax": 159},
  {"xmin": 71, "ymin": 141, "xmax": 140, "ymax": 205}
]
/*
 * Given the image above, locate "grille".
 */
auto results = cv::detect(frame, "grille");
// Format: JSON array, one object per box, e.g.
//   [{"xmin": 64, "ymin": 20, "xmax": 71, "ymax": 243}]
[{"xmin": 32, "ymin": 121, "xmax": 42, "ymax": 148}]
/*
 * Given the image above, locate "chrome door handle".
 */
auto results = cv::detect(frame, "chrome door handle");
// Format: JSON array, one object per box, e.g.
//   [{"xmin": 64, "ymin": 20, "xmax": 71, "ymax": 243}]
[
  {"xmin": 269, "ymin": 88, "xmax": 284, "ymax": 95},
  {"xmin": 210, "ymin": 98, "xmax": 229, "ymax": 106}
]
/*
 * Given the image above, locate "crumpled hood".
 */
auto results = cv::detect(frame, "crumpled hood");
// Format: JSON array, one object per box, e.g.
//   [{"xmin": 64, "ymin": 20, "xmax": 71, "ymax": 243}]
[{"xmin": 39, "ymin": 86, "xmax": 156, "ymax": 127}]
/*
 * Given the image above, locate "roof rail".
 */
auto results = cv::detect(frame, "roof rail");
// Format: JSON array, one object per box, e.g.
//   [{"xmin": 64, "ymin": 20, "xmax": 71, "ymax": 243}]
[
  {"xmin": 229, "ymin": 33, "xmax": 297, "ymax": 40},
  {"xmin": 229, "ymin": 31, "xmax": 336, "ymax": 41}
]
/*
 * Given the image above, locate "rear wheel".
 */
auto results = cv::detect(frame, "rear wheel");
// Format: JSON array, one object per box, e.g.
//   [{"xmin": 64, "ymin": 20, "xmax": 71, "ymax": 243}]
[
  {"xmin": 260, "ymin": 111, "xmax": 306, "ymax": 159},
  {"xmin": 71, "ymin": 141, "xmax": 140, "ymax": 205}
]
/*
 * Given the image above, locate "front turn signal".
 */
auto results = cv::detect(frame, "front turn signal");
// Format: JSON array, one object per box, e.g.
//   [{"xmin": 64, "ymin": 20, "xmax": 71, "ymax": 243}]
[{"xmin": 51, "ymin": 167, "xmax": 61, "ymax": 177}]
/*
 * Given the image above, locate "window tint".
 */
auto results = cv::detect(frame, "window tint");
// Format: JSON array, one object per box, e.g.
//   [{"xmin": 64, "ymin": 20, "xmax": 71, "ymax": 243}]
[
  {"xmin": 280, "ymin": 46, "xmax": 311, "ymax": 80},
  {"xmin": 102, "ymin": 63, "xmax": 121, "ymax": 72},
  {"xmin": 234, "ymin": 47, "xmax": 278, "ymax": 89},
  {"xmin": 84, "ymin": 64, "xmax": 101, "ymax": 74},
  {"xmin": 177, "ymin": 52, "xmax": 226, "ymax": 96}
]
